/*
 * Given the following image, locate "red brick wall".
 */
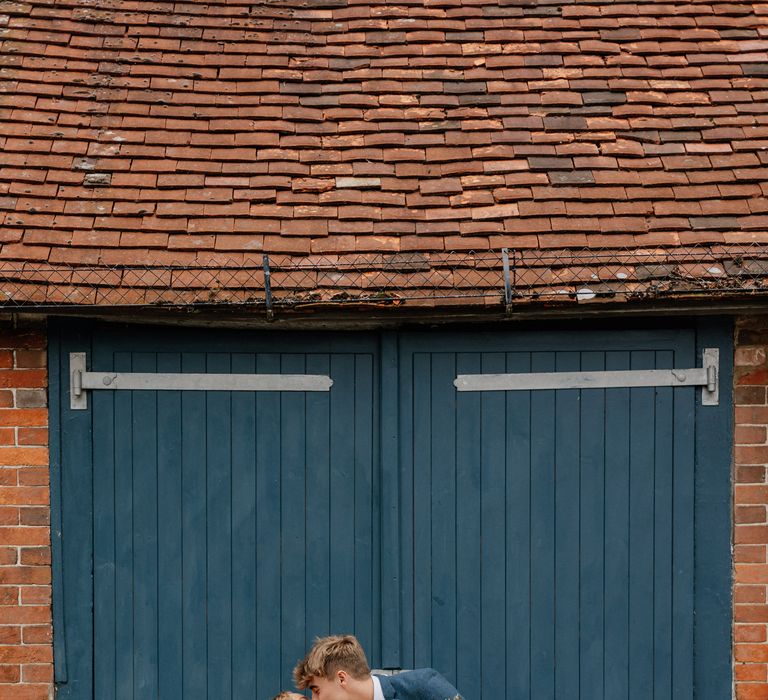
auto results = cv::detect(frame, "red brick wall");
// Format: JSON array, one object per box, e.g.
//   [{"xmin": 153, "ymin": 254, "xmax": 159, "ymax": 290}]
[
  {"xmin": 0, "ymin": 321, "xmax": 51, "ymax": 700},
  {"xmin": 734, "ymin": 315, "xmax": 768, "ymax": 699}
]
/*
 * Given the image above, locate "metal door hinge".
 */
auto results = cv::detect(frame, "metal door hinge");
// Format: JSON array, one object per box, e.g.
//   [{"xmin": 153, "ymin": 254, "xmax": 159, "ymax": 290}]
[
  {"xmin": 454, "ymin": 347, "xmax": 720, "ymax": 406},
  {"xmin": 69, "ymin": 352, "xmax": 333, "ymax": 410}
]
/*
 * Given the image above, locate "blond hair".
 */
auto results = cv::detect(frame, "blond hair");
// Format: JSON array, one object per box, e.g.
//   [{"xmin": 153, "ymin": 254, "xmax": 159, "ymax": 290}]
[
  {"xmin": 272, "ymin": 693, "xmax": 302, "ymax": 700},
  {"xmin": 293, "ymin": 635, "xmax": 370, "ymax": 689}
]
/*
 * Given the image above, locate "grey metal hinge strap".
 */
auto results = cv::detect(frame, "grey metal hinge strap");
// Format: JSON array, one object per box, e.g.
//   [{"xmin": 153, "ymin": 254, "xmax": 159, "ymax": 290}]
[
  {"xmin": 454, "ymin": 348, "xmax": 720, "ymax": 405},
  {"xmin": 69, "ymin": 352, "xmax": 333, "ymax": 410}
]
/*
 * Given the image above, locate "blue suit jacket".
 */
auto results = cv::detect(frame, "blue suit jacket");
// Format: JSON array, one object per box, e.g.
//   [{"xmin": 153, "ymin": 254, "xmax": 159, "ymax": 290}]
[{"xmin": 374, "ymin": 668, "xmax": 462, "ymax": 700}]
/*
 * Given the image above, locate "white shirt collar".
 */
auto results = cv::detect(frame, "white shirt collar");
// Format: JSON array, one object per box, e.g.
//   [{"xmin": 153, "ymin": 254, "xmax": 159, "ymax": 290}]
[{"xmin": 372, "ymin": 674, "xmax": 385, "ymax": 700}]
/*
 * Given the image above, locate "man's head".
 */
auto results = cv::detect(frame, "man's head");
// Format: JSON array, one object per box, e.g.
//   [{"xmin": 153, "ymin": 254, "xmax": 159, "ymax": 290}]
[
  {"xmin": 272, "ymin": 693, "xmax": 304, "ymax": 700},
  {"xmin": 293, "ymin": 634, "xmax": 371, "ymax": 699}
]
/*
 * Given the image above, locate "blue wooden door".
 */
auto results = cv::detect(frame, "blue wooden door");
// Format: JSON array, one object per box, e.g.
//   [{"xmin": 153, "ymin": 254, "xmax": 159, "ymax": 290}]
[
  {"xmin": 396, "ymin": 326, "xmax": 731, "ymax": 700},
  {"xmin": 51, "ymin": 322, "xmax": 731, "ymax": 699},
  {"xmin": 52, "ymin": 325, "xmax": 381, "ymax": 700}
]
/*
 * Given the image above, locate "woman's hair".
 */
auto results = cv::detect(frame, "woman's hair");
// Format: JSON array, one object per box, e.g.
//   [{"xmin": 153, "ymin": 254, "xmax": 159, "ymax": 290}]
[{"xmin": 293, "ymin": 634, "xmax": 371, "ymax": 690}]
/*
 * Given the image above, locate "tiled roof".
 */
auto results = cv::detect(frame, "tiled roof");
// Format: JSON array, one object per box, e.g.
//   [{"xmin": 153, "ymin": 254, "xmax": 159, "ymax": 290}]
[{"xmin": 1, "ymin": 0, "xmax": 767, "ymax": 305}]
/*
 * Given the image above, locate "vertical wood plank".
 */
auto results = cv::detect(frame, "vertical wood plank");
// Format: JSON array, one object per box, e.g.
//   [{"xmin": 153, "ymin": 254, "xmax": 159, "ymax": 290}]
[
  {"xmin": 113, "ymin": 351, "xmax": 134, "ymax": 700},
  {"xmin": 231, "ymin": 352, "xmax": 257, "ymax": 699},
  {"xmin": 653, "ymin": 351, "xmax": 674, "ymax": 700},
  {"xmin": 305, "ymin": 353, "xmax": 331, "ymax": 646},
  {"xmin": 604, "ymin": 351, "xmax": 630, "ymax": 699},
  {"xmin": 49, "ymin": 326, "xmax": 67, "ymax": 686},
  {"xmin": 280, "ymin": 353, "xmax": 307, "ymax": 687},
  {"xmin": 328, "ymin": 354, "xmax": 354, "ymax": 635},
  {"xmin": 181, "ymin": 352, "xmax": 207, "ymax": 700},
  {"xmin": 578, "ymin": 351, "xmax": 605, "ymax": 700},
  {"xmin": 132, "ymin": 352, "xmax": 159, "ymax": 699},
  {"xmin": 672, "ymin": 353, "xmax": 696, "ymax": 699},
  {"xmin": 398, "ymin": 344, "xmax": 415, "ymax": 669},
  {"xmin": 554, "ymin": 351, "xmax": 581, "ymax": 699},
  {"xmin": 629, "ymin": 350, "xmax": 656, "ymax": 699},
  {"xmin": 255, "ymin": 353, "xmax": 282, "ymax": 698},
  {"xmin": 694, "ymin": 320, "xmax": 733, "ymax": 700},
  {"xmin": 157, "ymin": 353, "xmax": 183, "ymax": 700},
  {"xmin": 430, "ymin": 352, "xmax": 457, "ymax": 684},
  {"xmin": 480, "ymin": 352, "xmax": 507, "ymax": 700},
  {"xmin": 529, "ymin": 351, "xmax": 556, "ymax": 700},
  {"xmin": 505, "ymin": 351, "xmax": 531, "ymax": 699},
  {"xmin": 628, "ymin": 350, "xmax": 656, "ymax": 700},
  {"xmin": 55, "ymin": 326, "xmax": 94, "ymax": 700},
  {"xmin": 92, "ymin": 343, "xmax": 115, "ymax": 700},
  {"xmin": 206, "ymin": 353, "xmax": 233, "ymax": 699},
  {"xmin": 412, "ymin": 352, "xmax": 432, "ymax": 668},
  {"xmin": 455, "ymin": 352, "xmax": 481, "ymax": 693},
  {"xmin": 354, "ymin": 354, "xmax": 375, "ymax": 656},
  {"xmin": 379, "ymin": 333, "xmax": 401, "ymax": 668}
]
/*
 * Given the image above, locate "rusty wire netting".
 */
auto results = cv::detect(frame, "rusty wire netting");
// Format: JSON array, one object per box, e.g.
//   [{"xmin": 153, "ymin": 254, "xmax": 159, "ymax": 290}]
[{"xmin": 0, "ymin": 244, "xmax": 766, "ymax": 310}]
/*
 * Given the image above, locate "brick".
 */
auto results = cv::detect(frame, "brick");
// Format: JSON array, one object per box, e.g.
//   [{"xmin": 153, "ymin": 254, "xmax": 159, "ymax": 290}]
[
  {"xmin": 0, "ymin": 373, "xmax": 43, "ymax": 394},
  {"xmin": 0, "ymin": 566, "xmax": 50, "ymax": 585},
  {"xmin": 21, "ymin": 627, "xmax": 51, "ymax": 645},
  {"xmin": 738, "ymin": 407, "xmax": 768, "ymax": 425},
  {"xmin": 0, "ymin": 665, "xmax": 19, "ymax": 683},
  {"xmin": 737, "ymin": 387, "xmax": 768, "ymax": 406},
  {"xmin": 19, "ymin": 508, "xmax": 48, "ymax": 528},
  {"xmin": 735, "ymin": 663, "xmax": 767, "ymax": 682},
  {"xmin": 0, "ymin": 602, "xmax": 49, "ymax": 625},
  {"xmin": 737, "ymin": 466, "xmax": 767, "ymax": 484},
  {"xmin": 0, "ymin": 412, "xmax": 47, "ymax": 429},
  {"xmin": 0, "ymin": 685, "xmax": 52, "ymax": 699},
  {"xmin": 0, "ymin": 509, "xmax": 17, "ymax": 526},
  {"xmin": 14, "ymin": 393, "xmax": 45, "ymax": 410},
  {"xmin": 739, "ymin": 507, "xmax": 768, "ymax": 525},
  {"xmin": 0, "ymin": 450, "xmax": 47, "ymax": 468},
  {"xmin": 0, "ymin": 588, "xmax": 18, "ymax": 606},
  {"xmin": 736, "ymin": 625, "xmax": 768, "ymax": 643},
  {"xmin": 736, "ymin": 546, "xmax": 767, "ymax": 564},
  {"xmin": 0, "ymin": 644, "xmax": 51, "ymax": 663},
  {"xmin": 738, "ymin": 486, "xmax": 768, "ymax": 506},
  {"xmin": 738, "ymin": 426, "xmax": 768, "ymax": 445},
  {"xmin": 17, "ymin": 430, "xmax": 47, "ymax": 447},
  {"xmin": 0, "ymin": 628, "xmax": 20, "ymax": 646},
  {"xmin": 20, "ymin": 587, "xmax": 50, "ymax": 605},
  {"xmin": 22, "ymin": 664, "xmax": 52, "ymax": 683},
  {"xmin": 738, "ymin": 447, "xmax": 768, "ymax": 466},
  {"xmin": 741, "ymin": 369, "xmax": 768, "ymax": 387},
  {"xmin": 737, "ymin": 606, "xmax": 768, "ymax": 623},
  {"xmin": 736, "ymin": 526, "xmax": 768, "ymax": 545}
]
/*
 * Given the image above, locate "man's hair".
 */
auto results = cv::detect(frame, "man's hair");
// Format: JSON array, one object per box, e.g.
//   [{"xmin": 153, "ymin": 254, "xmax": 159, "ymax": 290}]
[
  {"xmin": 272, "ymin": 693, "xmax": 301, "ymax": 700},
  {"xmin": 293, "ymin": 634, "xmax": 371, "ymax": 689}
]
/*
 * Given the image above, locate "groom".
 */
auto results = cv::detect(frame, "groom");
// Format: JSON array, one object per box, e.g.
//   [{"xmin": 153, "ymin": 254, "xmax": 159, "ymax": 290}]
[{"xmin": 293, "ymin": 634, "xmax": 462, "ymax": 700}]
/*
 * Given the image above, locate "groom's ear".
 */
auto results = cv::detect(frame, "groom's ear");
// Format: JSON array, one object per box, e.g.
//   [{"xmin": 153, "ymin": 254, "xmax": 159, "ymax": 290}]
[{"xmin": 337, "ymin": 670, "xmax": 349, "ymax": 687}]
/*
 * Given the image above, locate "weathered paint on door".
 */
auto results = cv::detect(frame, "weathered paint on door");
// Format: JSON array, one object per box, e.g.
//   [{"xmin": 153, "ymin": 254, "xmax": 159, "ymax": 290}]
[{"xmin": 50, "ymin": 322, "xmax": 732, "ymax": 700}]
